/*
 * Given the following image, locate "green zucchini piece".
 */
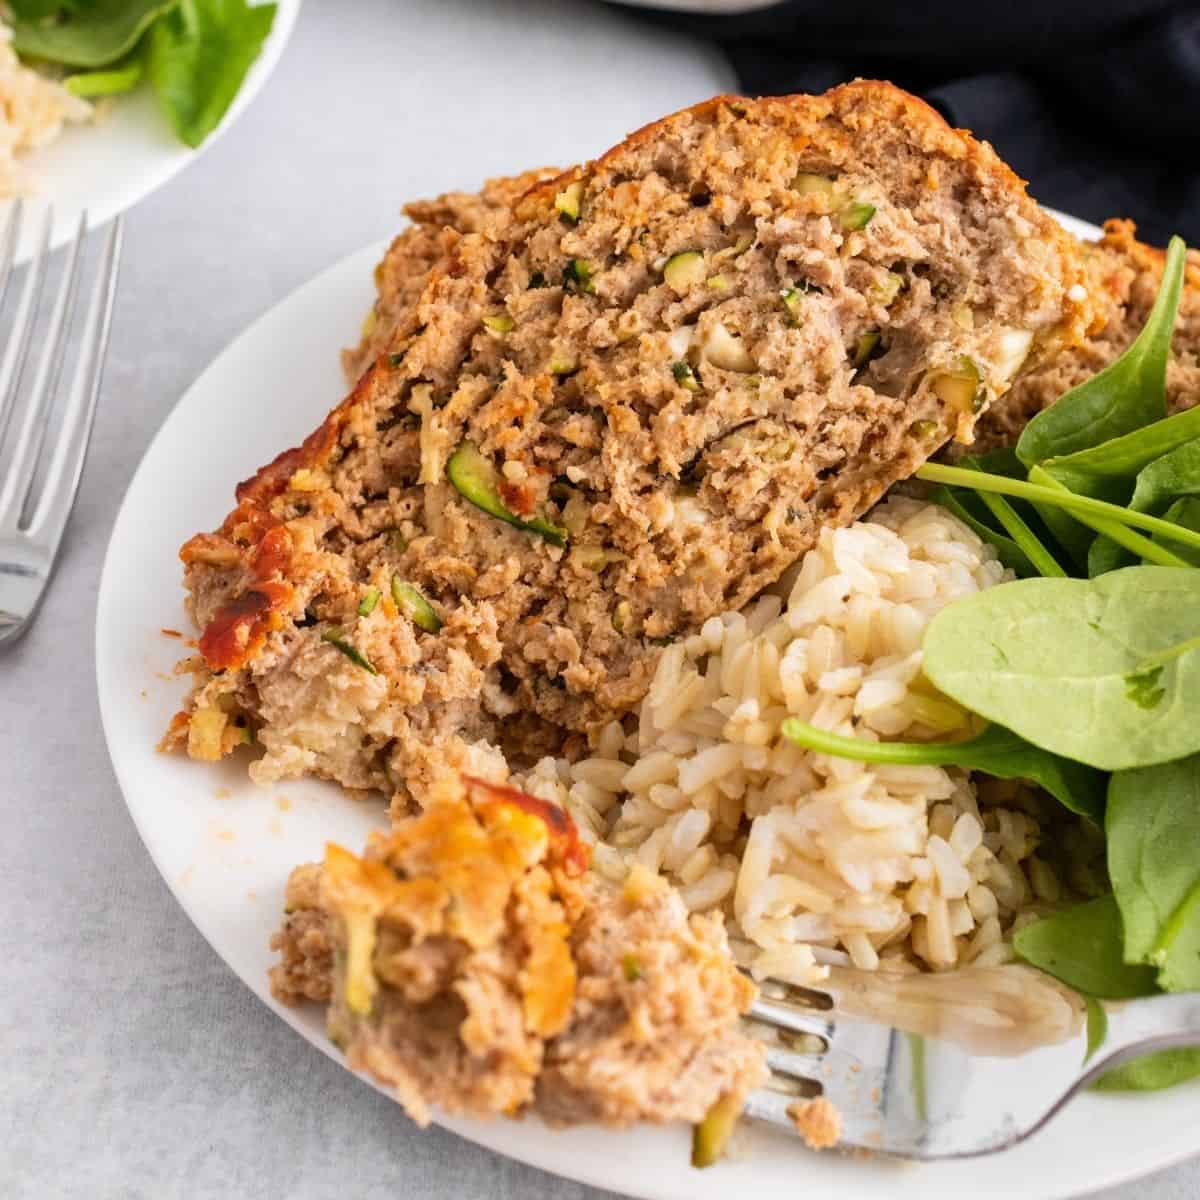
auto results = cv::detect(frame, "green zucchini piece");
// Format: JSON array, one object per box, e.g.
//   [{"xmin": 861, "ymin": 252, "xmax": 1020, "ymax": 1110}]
[
  {"xmin": 563, "ymin": 259, "xmax": 595, "ymax": 294},
  {"xmin": 691, "ymin": 1091, "xmax": 743, "ymax": 1168},
  {"xmin": 321, "ymin": 628, "xmax": 377, "ymax": 674},
  {"xmin": 929, "ymin": 357, "xmax": 983, "ymax": 415},
  {"xmin": 852, "ymin": 331, "xmax": 881, "ymax": 368},
  {"xmin": 357, "ymin": 587, "xmax": 380, "ymax": 616},
  {"xmin": 391, "ymin": 577, "xmax": 441, "ymax": 633},
  {"xmin": 612, "ymin": 600, "xmax": 632, "ymax": 632},
  {"xmin": 870, "ymin": 271, "xmax": 904, "ymax": 306},
  {"xmin": 671, "ymin": 360, "xmax": 700, "ymax": 391},
  {"xmin": 780, "ymin": 287, "xmax": 803, "ymax": 326},
  {"xmin": 482, "ymin": 313, "xmax": 514, "ymax": 335},
  {"xmin": 839, "ymin": 202, "xmax": 876, "ymax": 231},
  {"xmin": 554, "ymin": 180, "xmax": 583, "ymax": 223},
  {"xmin": 793, "ymin": 173, "xmax": 836, "ymax": 199},
  {"xmin": 445, "ymin": 441, "xmax": 568, "ymax": 546},
  {"xmin": 663, "ymin": 250, "xmax": 706, "ymax": 294}
]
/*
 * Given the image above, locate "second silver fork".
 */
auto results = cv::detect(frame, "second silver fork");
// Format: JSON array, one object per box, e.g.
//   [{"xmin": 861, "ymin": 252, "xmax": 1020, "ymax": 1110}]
[{"xmin": 0, "ymin": 203, "xmax": 123, "ymax": 650}]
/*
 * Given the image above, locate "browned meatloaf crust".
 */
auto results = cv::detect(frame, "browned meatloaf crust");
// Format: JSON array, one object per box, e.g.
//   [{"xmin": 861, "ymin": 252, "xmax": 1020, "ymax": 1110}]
[
  {"xmin": 975, "ymin": 218, "xmax": 1200, "ymax": 450},
  {"xmin": 167, "ymin": 82, "xmax": 1089, "ymax": 804},
  {"xmin": 271, "ymin": 774, "xmax": 766, "ymax": 1128}
]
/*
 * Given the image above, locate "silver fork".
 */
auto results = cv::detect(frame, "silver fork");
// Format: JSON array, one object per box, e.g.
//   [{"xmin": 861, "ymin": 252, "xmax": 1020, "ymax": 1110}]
[
  {"xmin": 0, "ymin": 203, "xmax": 122, "ymax": 650},
  {"xmin": 744, "ymin": 975, "xmax": 1200, "ymax": 1158}
]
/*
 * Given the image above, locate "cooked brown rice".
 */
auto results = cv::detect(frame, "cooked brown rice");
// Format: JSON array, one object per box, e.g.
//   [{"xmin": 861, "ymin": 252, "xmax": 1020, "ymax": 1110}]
[{"xmin": 476, "ymin": 495, "xmax": 1098, "ymax": 1047}]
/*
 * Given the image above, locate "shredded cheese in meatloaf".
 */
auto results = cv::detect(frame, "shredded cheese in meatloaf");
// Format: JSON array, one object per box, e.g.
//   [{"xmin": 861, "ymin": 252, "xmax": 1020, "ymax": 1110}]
[{"xmin": 167, "ymin": 82, "xmax": 1090, "ymax": 804}]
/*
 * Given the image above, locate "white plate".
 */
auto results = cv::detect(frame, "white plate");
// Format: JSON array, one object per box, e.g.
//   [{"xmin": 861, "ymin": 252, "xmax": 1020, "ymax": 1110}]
[
  {"xmin": 1, "ymin": 0, "xmax": 301, "ymax": 263},
  {"xmin": 96, "ymin": 210, "xmax": 1200, "ymax": 1200}
]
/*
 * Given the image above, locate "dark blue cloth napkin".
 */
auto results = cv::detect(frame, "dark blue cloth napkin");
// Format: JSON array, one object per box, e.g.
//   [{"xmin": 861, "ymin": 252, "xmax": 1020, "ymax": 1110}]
[{"xmin": 618, "ymin": 1, "xmax": 1200, "ymax": 244}]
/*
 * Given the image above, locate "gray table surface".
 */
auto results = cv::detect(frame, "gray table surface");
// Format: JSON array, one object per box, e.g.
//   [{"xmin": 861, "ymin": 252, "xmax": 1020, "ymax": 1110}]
[{"xmin": 2, "ymin": 2, "xmax": 1195, "ymax": 1196}]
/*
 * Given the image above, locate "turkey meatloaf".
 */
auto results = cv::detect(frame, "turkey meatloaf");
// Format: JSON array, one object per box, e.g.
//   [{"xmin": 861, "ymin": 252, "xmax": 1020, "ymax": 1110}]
[
  {"xmin": 166, "ymin": 82, "xmax": 1090, "ymax": 804},
  {"xmin": 270, "ymin": 773, "xmax": 767, "ymax": 1128},
  {"xmin": 974, "ymin": 217, "xmax": 1200, "ymax": 450}
]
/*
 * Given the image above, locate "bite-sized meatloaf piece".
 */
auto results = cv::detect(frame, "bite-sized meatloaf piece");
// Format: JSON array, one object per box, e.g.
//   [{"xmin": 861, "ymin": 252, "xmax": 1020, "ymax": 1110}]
[
  {"xmin": 168, "ymin": 82, "xmax": 1090, "ymax": 802},
  {"xmin": 975, "ymin": 218, "xmax": 1200, "ymax": 450},
  {"xmin": 344, "ymin": 168, "xmax": 562, "ymax": 386},
  {"xmin": 270, "ymin": 774, "xmax": 765, "ymax": 1129}
]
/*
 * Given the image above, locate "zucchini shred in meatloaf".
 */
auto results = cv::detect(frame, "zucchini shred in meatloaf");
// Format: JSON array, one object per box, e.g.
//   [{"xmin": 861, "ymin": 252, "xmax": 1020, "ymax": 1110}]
[{"xmin": 164, "ymin": 81, "xmax": 1091, "ymax": 808}]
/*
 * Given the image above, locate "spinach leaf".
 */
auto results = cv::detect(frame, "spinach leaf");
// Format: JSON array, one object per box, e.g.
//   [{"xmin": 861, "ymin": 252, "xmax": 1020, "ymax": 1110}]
[
  {"xmin": 12, "ymin": 0, "xmax": 176, "ymax": 68},
  {"xmin": 1158, "ymin": 497, "xmax": 1200, "ymax": 567},
  {"xmin": 974, "ymin": 447, "xmax": 1027, "ymax": 478},
  {"xmin": 1129, "ymin": 436, "xmax": 1200, "ymax": 514},
  {"xmin": 7, "ymin": 0, "xmax": 83, "ymax": 18},
  {"xmin": 779, "ymin": 718, "xmax": 1106, "ymax": 820},
  {"xmin": 1013, "ymin": 895, "xmax": 1158, "ymax": 998},
  {"xmin": 1043, "ymin": 406, "xmax": 1200, "ymax": 502},
  {"xmin": 929, "ymin": 485, "xmax": 1039, "ymax": 578},
  {"xmin": 1108, "ymin": 755, "xmax": 1200, "ymax": 991},
  {"xmin": 147, "ymin": 0, "xmax": 276, "ymax": 148},
  {"xmin": 922, "ymin": 567, "xmax": 1200, "ymax": 770},
  {"xmin": 1093, "ymin": 1048, "xmax": 1200, "ymax": 1091},
  {"xmin": 1091, "ymin": 438, "xmax": 1200, "ymax": 572},
  {"xmin": 1017, "ymin": 237, "xmax": 1187, "ymax": 466}
]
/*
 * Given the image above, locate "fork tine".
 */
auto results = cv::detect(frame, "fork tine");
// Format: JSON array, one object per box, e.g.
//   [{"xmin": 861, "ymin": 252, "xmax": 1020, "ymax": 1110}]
[
  {"xmin": 748, "ymin": 996, "xmax": 836, "ymax": 1042},
  {"xmin": 0, "ymin": 211, "xmax": 87, "ymax": 527},
  {"xmin": 25, "ymin": 216, "xmax": 121, "ymax": 544},
  {"xmin": 0, "ymin": 204, "xmax": 51, "ymax": 455},
  {"xmin": 764, "ymin": 1044, "xmax": 826, "ymax": 1080},
  {"xmin": 0, "ymin": 200, "xmax": 25, "ymax": 317}
]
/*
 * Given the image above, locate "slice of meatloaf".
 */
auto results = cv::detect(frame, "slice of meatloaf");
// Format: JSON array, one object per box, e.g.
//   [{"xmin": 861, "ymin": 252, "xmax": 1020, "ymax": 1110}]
[
  {"xmin": 343, "ymin": 168, "xmax": 562, "ymax": 386},
  {"xmin": 270, "ymin": 774, "xmax": 765, "ymax": 1129},
  {"xmin": 974, "ymin": 218, "xmax": 1200, "ymax": 451},
  {"xmin": 168, "ymin": 82, "xmax": 1090, "ymax": 802}
]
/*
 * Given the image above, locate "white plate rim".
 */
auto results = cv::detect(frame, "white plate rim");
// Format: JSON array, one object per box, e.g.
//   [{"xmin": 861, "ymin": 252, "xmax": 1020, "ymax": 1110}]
[
  {"xmin": 95, "ymin": 208, "xmax": 1200, "ymax": 1200},
  {"xmin": 1, "ymin": 0, "xmax": 302, "ymax": 262}
]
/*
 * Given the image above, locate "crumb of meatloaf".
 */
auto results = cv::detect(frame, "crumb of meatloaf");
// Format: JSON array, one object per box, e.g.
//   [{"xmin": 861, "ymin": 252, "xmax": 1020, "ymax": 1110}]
[
  {"xmin": 270, "ymin": 775, "xmax": 766, "ymax": 1129},
  {"xmin": 788, "ymin": 1096, "xmax": 842, "ymax": 1151},
  {"xmin": 170, "ymin": 82, "xmax": 1090, "ymax": 803},
  {"xmin": 974, "ymin": 218, "xmax": 1200, "ymax": 451},
  {"xmin": 535, "ymin": 863, "xmax": 765, "ymax": 1127},
  {"xmin": 270, "ymin": 862, "xmax": 334, "ymax": 1004}
]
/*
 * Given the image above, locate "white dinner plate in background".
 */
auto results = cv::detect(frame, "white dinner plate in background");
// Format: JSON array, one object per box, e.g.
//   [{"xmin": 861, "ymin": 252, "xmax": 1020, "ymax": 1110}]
[{"xmin": 1, "ymin": 0, "xmax": 301, "ymax": 263}]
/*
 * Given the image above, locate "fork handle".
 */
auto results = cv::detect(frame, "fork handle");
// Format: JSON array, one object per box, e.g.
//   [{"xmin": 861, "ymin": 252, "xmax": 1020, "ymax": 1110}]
[{"xmin": 1083, "ymin": 992, "xmax": 1200, "ymax": 1085}]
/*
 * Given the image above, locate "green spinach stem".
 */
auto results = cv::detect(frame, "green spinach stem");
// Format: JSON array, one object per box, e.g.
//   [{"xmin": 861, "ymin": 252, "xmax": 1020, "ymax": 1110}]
[
  {"xmin": 780, "ymin": 717, "xmax": 974, "ymax": 764},
  {"xmin": 916, "ymin": 463, "xmax": 1200, "ymax": 555},
  {"xmin": 1029, "ymin": 466, "xmax": 1191, "ymax": 569},
  {"xmin": 973, "ymin": 488, "xmax": 1066, "ymax": 577}
]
